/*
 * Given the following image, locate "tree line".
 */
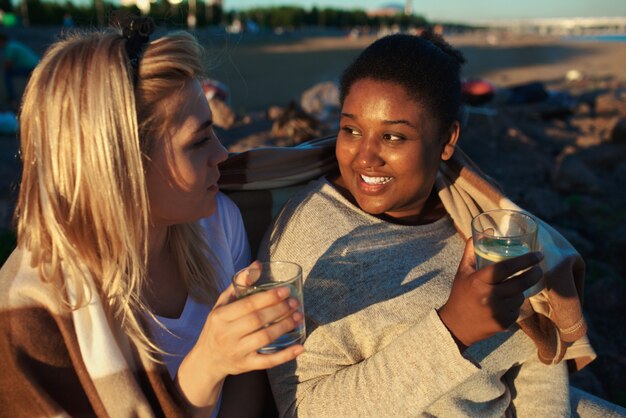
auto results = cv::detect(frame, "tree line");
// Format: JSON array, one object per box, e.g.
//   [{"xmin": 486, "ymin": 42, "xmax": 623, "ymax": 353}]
[{"xmin": 3, "ymin": 1, "xmax": 430, "ymax": 29}]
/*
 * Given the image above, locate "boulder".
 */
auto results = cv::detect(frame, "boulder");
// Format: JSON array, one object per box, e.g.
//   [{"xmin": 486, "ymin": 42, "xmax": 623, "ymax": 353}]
[
  {"xmin": 553, "ymin": 225, "xmax": 594, "ymax": 255},
  {"xmin": 551, "ymin": 147, "xmax": 602, "ymax": 193},
  {"xmin": 208, "ymin": 98, "xmax": 236, "ymax": 130},
  {"xmin": 300, "ymin": 81, "xmax": 340, "ymax": 121},
  {"xmin": 594, "ymin": 92, "xmax": 626, "ymax": 116},
  {"xmin": 522, "ymin": 187, "xmax": 568, "ymax": 221},
  {"xmin": 610, "ymin": 118, "xmax": 626, "ymax": 144}
]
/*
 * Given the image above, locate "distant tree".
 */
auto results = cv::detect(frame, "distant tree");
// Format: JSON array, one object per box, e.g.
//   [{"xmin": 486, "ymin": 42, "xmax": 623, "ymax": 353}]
[{"xmin": 0, "ymin": 0, "xmax": 12, "ymax": 13}]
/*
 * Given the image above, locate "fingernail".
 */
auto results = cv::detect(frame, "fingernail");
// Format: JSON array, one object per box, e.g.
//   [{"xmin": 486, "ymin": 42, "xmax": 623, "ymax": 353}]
[
  {"xmin": 277, "ymin": 287, "xmax": 290, "ymax": 298},
  {"xmin": 292, "ymin": 311, "xmax": 303, "ymax": 322},
  {"xmin": 293, "ymin": 346, "xmax": 305, "ymax": 356},
  {"xmin": 288, "ymin": 298, "xmax": 300, "ymax": 309}
]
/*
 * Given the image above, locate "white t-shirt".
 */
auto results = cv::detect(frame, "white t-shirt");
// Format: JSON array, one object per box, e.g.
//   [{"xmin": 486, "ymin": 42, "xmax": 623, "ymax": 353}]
[{"xmin": 149, "ymin": 192, "xmax": 251, "ymax": 416}]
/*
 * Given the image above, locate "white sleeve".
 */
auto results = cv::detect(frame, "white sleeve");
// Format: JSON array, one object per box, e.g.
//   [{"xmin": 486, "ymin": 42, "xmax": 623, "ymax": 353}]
[
  {"xmin": 201, "ymin": 193, "xmax": 252, "ymax": 292},
  {"xmin": 216, "ymin": 193, "xmax": 252, "ymax": 273}
]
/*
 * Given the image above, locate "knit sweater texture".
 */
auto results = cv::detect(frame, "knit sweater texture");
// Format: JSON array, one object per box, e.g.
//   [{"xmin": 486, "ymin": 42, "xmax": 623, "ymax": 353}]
[{"xmin": 260, "ymin": 178, "xmax": 570, "ymax": 418}]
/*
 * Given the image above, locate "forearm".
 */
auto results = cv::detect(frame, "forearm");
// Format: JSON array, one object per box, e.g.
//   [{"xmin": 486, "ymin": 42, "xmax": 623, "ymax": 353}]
[{"xmin": 271, "ymin": 310, "xmax": 480, "ymax": 417}]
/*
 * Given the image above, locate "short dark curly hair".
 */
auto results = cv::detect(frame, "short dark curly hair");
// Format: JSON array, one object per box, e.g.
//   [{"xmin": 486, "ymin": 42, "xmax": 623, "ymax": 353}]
[{"xmin": 339, "ymin": 32, "xmax": 465, "ymax": 133}]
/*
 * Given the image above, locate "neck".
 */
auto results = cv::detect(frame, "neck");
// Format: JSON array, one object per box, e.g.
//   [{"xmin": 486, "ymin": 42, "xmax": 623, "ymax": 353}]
[
  {"xmin": 148, "ymin": 225, "xmax": 168, "ymax": 267},
  {"xmin": 329, "ymin": 174, "xmax": 445, "ymax": 226}
]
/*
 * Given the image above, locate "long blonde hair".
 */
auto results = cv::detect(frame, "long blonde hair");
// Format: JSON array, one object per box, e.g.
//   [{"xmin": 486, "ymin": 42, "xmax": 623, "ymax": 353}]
[{"xmin": 16, "ymin": 29, "xmax": 218, "ymax": 353}]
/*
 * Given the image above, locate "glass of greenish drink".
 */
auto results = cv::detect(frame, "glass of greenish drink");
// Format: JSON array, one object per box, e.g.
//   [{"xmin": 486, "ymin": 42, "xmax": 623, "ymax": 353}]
[
  {"xmin": 232, "ymin": 261, "xmax": 305, "ymax": 353},
  {"xmin": 471, "ymin": 209, "xmax": 541, "ymax": 297}
]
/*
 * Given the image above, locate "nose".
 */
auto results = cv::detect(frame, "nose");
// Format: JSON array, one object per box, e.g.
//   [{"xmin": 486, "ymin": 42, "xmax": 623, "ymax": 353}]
[
  {"xmin": 355, "ymin": 137, "xmax": 384, "ymax": 169},
  {"xmin": 210, "ymin": 135, "xmax": 229, "ymax": 167}
]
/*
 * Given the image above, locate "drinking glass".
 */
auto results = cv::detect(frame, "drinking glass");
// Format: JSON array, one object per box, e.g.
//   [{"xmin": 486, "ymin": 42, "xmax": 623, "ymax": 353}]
[
  {"xmin": 232, "ymin": 261, "xmax": 305, "ymax": 353},
  {"xmin": 471, "ymin": 209, "xmax": 541, "ymax": 297}
]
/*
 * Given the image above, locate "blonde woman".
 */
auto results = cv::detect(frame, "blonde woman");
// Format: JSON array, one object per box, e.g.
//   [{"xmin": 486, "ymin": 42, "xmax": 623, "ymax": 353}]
[{"xmin": 0, "ymin": 19, "xmax": 303, "ymax": 417}]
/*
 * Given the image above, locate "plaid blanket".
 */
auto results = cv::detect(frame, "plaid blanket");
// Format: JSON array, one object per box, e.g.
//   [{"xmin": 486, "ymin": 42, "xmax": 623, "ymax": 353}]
[{"xmin": 0, "ymin": 249, "xmax": 186, "ymax": 417}]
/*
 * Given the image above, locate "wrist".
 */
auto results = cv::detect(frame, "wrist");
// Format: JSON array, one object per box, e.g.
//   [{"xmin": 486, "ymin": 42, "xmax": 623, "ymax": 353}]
[
  {"xmin": 437, "ymin": 306, "xmax": 470, "ymax": 352},
  {"xmin": 176, "ymin": 347, "xmax": 226, "ymax": 410}
]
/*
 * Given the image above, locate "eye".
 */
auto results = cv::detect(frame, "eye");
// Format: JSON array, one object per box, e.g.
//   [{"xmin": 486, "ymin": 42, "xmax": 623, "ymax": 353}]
[
  {"xmin": 192, "ymin": 136, "xmax": 211, "ymax": 148},
  {"xmin": 340, "ymin": 126, "xmax": 361, "ymax": 137},
  {"xmin": 382, "ymin": 133, "xmax": 406, "ymax": 143}
]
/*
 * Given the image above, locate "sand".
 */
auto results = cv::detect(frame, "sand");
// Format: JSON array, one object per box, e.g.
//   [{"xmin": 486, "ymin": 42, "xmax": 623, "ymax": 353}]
[{"xmin": 194, "ymin": 31, "xmax": 626, "ymax": 113}]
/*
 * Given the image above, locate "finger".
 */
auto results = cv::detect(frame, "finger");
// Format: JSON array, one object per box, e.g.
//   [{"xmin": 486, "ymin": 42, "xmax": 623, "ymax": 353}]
[
  {"xmin": 476, "ymin": 251, "xmax": 543, "ymax": 284},
  {"xmin": 233, "ymin": 260, "xmax": 263, "ymax": 287},
  {"xmin": 217, "ymin": 286, "xmax": 293, "ymax": 322},
  {"xmin": 214, "ymin": 284, "xmax": 237, "ymax": 308},
  {"xmin": 493, "ymin": 265, "xmax": 543, "ymax": 297},
  {"xmin": 229, "ymin": 298, "xmax": 300, "ymax": 338},
  {"xmin": 244, "ymin": 344, "xmax": 305, "ymax": 371},
  {"xmin": 238, "ymin": 312, "xmax": 304, "ymax": 354},
  {"xmin": 457, "ymin": 237, "xmax": 477, "ymax": 275}
]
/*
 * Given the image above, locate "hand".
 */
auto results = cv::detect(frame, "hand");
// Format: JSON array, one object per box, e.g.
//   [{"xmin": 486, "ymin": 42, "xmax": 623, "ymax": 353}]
[
  {"xmin": 438, "ymin": 238, "xmax": 543, "ymax": 351},
  {"xmin": 176, "ymin": 262, "xmax": 304, "ymax": 411}
]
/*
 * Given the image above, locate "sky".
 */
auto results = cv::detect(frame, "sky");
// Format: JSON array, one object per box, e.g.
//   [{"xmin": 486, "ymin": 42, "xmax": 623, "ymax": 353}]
[{"xmin": 226, "ymin": 0, "xmax": 626, "ymax": 23}]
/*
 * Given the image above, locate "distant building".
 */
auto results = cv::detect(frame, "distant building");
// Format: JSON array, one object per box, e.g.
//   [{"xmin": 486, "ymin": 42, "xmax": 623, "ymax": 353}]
[{"xmin": 367, "ymin": 3, "xmax": 403, "ymax": 17}]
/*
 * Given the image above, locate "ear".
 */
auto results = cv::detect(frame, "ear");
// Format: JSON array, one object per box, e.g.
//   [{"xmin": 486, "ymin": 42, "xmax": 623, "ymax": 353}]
[{"xmin": 440, "ymin": 121, "xmax": 460, "ymax": 161}]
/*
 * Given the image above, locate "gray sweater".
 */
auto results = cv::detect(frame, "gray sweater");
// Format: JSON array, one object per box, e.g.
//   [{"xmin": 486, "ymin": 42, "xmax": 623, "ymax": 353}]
[{"xmin": 260, "ymin": 179, "xmax": 570, "ymax": 418}]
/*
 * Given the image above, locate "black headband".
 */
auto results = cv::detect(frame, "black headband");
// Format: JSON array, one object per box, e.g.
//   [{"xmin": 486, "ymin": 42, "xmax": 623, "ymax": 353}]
[{"xmin": 121, "ymin": 15, "xmax": 155, "ymax": 85}]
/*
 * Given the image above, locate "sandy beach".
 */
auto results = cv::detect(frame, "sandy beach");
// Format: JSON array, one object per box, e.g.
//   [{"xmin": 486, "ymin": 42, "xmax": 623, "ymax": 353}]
[{"xmin": 196, "ymin": 31, "xmax": 626, "ymax": 113}]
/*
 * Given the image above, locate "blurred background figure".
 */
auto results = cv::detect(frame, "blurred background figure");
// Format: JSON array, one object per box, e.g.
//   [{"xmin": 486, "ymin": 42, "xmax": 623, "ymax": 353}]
[{"xmin": 0, "ymin": 32, "xmax": 39, "ymax": 109}]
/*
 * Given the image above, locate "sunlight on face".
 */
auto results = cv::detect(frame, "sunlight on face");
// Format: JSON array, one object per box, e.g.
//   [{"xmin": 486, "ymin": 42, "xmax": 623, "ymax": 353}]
[
  {"xmin": 146, "ymin": 80, "xmax": 228, "ymax": 227},
  {"xmin": 336, "ymin": 78, "xmax": 458, "ymax": 224}
]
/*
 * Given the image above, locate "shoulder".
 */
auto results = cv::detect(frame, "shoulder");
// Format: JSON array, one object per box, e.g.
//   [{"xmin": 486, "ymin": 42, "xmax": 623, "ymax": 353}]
[
  {"xmin": 0, "ymin": 248, "xmax": 57, "ymax": 312},
  {"xmin": 261, "ymin": 178, "xmax": 363, "ymax": 273},
  {"xmin": 200, "ymin": 192, "xmax": 244, "ymax": 235},
  {"xmin": 273, "ymin": 178, "xmax": 347, "ymax": 225}
]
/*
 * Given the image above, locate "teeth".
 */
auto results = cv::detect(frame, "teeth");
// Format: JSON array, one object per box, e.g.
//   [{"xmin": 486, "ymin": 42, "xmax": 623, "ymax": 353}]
[{"xmin": 361, "ymin": 174, "xmax": 392, "ymax": 185}]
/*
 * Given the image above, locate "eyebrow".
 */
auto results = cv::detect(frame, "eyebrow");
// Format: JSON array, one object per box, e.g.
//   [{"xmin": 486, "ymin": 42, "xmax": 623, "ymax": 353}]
[{"xmin": 341, "ymin": 113, "xmax": 417, "ymax": 129}]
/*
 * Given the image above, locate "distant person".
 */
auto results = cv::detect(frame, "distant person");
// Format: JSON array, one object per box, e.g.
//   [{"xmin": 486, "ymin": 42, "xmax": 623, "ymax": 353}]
[
  {"xmin": 0, "ymin": 17, "xmax": 303, "ymax": 416},
  {"xmin": 0, "ymin": 32, "xmax": 39, "ymax": 107},
  {"xmin": 63, "ymin": 13, "xmax": 75, "ymax": 28}
]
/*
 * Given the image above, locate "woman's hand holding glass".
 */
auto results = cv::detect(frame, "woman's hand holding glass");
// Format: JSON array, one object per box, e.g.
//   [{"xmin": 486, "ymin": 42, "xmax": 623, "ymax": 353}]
[
  {"xmin": 438, "ymin": 239, "xmax": 544, "ymax": 351},
  {"xmin": 175, "ymin": 262, "xmax": 304, "ymax": 412}
]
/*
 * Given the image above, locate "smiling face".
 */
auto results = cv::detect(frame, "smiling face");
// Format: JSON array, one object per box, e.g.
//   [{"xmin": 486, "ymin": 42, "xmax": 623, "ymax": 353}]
[
  {"xmin": 335, "ymin": 78, "xmax": 459, "ymax": 224},
  {"xmin": 146, "ymin": 79, "xmax": 228, "ymax": 227}
]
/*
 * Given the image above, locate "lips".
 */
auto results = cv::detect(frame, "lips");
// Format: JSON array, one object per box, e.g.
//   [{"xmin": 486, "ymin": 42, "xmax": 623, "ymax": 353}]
[
  {"xmin": 361, "ymin": 174, "xmax": 392, "ymax": 185},
  {"xmin": 356, "ymin": 173, "xmax": 393, "ymax": 194}
]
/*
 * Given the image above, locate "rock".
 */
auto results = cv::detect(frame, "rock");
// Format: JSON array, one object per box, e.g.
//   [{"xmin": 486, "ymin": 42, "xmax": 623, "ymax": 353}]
[
  {"xmin": 553, "ymin": 225, "xmax": 594, "ymax": 255},
  {"xmin": 266, "ymin": 106, "xmax": 284, "ymax": 121},
  {"xmin": 595, "ymin": 93, "xmax": 626, "ymax": 116},
  {"xmin": 270, "ymin": 102, "xmax": 320, "ymax": 144},
  {"xmin": 551, "ymin": 147, "xmax": 602, "ymax": 193},
  {"xmin": 613, "ymin": 161, "xmax": 626, "ymax": 183},
  {"xmin": 208, "ymin": 98, "xmax": 236, "ymax": 130},
  {"xmin": 522, "ymin": 187, "xmax": 568, "ymax": 221},
  {"xmin": 575, "ymin": 143, "xmax": 626, "ymax": 172},
  {"xmin": 610, "ymin": 118, "xmax": 626, "ymax": 144},
  {"xmin": 585, "ymin": 274, "xmax": 626, "ymax": 314},
  {"xmin": 300, "ymin": 81, "xmax": 340, "ymax": 122},
  {"xmin": 605, "ymin": 223, "xmax": 626, "ymax": 275}
]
